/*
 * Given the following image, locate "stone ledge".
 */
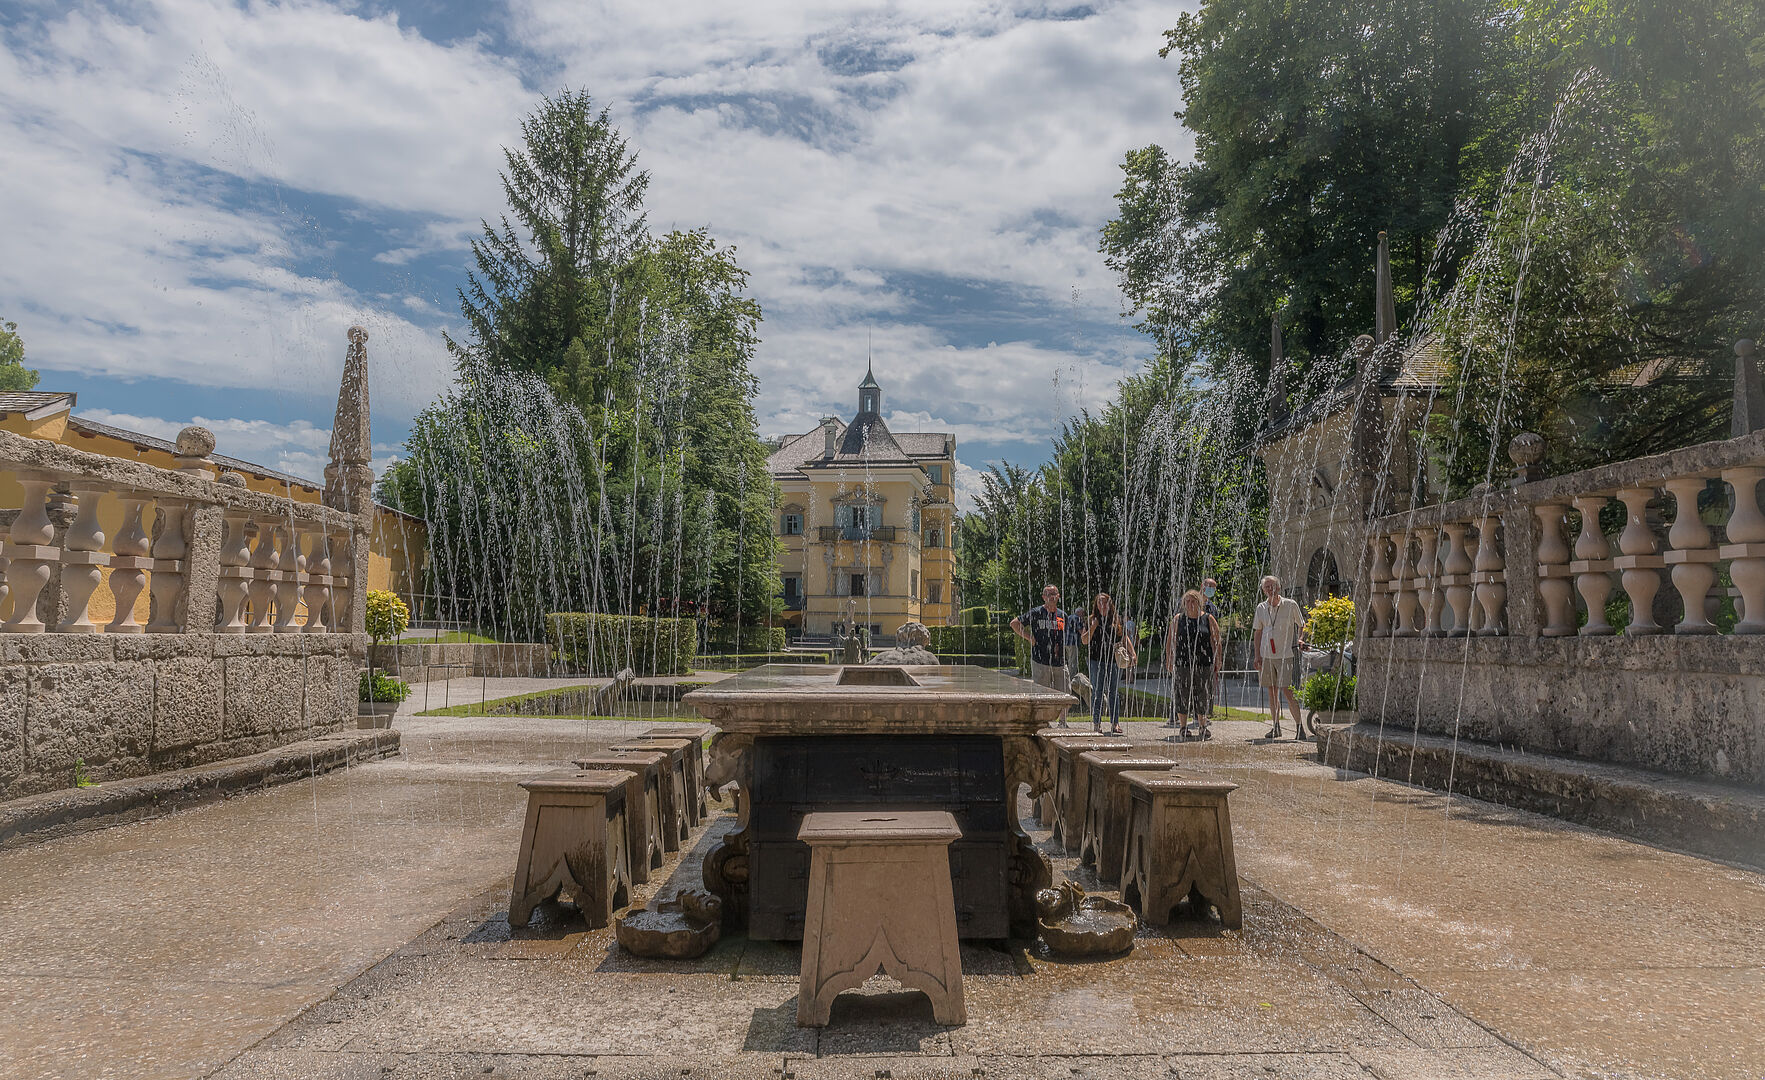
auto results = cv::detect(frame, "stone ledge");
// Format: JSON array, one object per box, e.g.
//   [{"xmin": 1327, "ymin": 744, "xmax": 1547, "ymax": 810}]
[
  {"xmin": 1317, "ymin": 723, "xmax": 1765, "ymax": 870},
  {"xmin": 0, "ymin": 729, "xmax": 401, "ymax": 850}
]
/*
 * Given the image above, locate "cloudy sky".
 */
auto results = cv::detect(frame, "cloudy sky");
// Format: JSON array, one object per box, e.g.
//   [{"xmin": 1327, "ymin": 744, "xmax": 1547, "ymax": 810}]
[{"xmin": 1, "ymin": 0, "xmax": 1191, "ymax": 505}]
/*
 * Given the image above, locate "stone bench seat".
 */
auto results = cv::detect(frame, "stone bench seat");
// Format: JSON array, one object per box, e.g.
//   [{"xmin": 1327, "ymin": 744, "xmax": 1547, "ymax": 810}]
[
  {"xmin": 642, "ymin": 725, "xmax": 712, "ymax": 820},
  {"xmin": 1042, "ymin": 734, "xmax": 1132, "ymax": 851},
  {"xmin": 622, "ymin": 734, "xmax": 703, "ymax": 829},
  {"xmin": 574, "ymin": 750, "xmax": 669, "ymax": 882},
  {"xmin": 1078, "ymin": 753, "xmax": 1178, "ymax": 884},
  {"xmin": 607, "ymin": 740, "xmax": 692, "ymax": 847},
  {"xmin": 1119, "ymin": 771, "xmax": 1241, "ymax": 929},
  {"xmin": 796, "ymin": 810, "xmax": 966, "ymax": 1028},
  {"xmin": 509, "ymin": 769, "xmax": 635, "ymax": 929}
]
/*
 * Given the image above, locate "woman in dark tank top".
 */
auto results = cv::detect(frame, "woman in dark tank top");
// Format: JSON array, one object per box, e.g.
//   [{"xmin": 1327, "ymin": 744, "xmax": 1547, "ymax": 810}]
[{"xmin": 1165, "ymin": 588, "xmax": 1222, "ymax": 738}]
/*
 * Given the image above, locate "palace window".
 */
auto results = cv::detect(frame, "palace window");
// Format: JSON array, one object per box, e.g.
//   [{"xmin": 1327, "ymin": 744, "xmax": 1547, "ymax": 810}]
[
  {"xmin": 849, "ymin": 573, "xmax": 867, "ymax": 597},
  {"xmin": 924, "ymin": 528, "xmax": 942, "ymax": 549},
  {"xmin": 781, "ymin": 512, "xmax": 803, "ymax": 536},
  {"xmin": 928, "ymin": 581, "xmax": 942, "ymax": 604},
  {"xmin": 928, "ymin": 464, "xmax": 943, "ymax": 484}
]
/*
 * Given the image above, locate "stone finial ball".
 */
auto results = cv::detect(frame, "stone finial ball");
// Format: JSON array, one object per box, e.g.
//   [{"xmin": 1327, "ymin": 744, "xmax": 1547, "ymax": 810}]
[
  {"xmin": 1738, "ymin": 339, "xmax": 1756, "ymax": 358},
  {"xmin": 175, "ymin": 425, "xmax": 217, "ymax": 457},
  {"xmin": 348, "ymin": 325, "xmax": 368, "ymax": 346},
  {"xmin": 216, "ymin": 470, "xmax": 247, "ymax": 488},
  {"xmin": 894, "ymin": 620, "xmax": 931, "ymax": 648},
  {"xmin": 1508, "ymin": 431, "xmax": 1545, "ymax": 467}
]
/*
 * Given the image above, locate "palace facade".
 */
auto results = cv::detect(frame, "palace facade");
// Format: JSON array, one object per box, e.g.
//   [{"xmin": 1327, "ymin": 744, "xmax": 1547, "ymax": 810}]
[{"xmin": 766, "ymin": 366, "xmax": 957, "ymax": 641}]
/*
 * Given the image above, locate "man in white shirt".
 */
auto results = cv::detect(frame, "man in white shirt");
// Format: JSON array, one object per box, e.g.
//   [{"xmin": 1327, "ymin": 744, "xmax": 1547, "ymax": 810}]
[{"xmin": 1251, "ymin": 575, "xmax": 1306, "ymax": 740}]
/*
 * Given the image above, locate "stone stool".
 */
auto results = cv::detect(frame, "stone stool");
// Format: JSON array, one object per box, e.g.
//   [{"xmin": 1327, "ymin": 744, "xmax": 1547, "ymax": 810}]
[
  {"xmin": 1078, "ymin": 753, "xmax": 1178, "ymax": 885},
  {"xmin": 623, "ymin": 735, "xmax": 702, "ymax": 829},
  {"xmin": 574, "ymin": 750, "xmax": 668, "ymax": 882},
  {"xmin": 644, "ymin": 724, "xmax": 713, "ymax": 819},
  {"xmin": 1049, "ymin": 737, "xmax": 1131, "ymax": 853},
  {"xmin": 509, "ymin": 769, "xmax": 635, "ymax": 929},
  {"xmin": 796, "ymin": 810, "xmax": 966, "ymax": 1028},
  {"xmin": 1119, "ymin": 771, "xmax": 1241, "ymax": 929},
  {"xmin": 608, "ymin": 741, "xmax": 691, "ymax": 847}
]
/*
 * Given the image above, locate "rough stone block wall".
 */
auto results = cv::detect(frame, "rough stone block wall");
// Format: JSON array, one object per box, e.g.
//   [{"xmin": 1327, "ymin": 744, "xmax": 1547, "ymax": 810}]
[
  {"xmin": 367, "ymin": 641, "xmax": 550, "ymax": 681},
  {"xmin": 0, "ymin": 633, "xmax": 367, "ymax": 800},
  {"xmin": 1355, "ymin": 636, "xmax": 1765, "ymax": 787}
]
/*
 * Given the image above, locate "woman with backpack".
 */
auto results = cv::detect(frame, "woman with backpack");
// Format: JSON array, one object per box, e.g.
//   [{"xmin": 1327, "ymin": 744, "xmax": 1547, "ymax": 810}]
[
  {"xmin": 1165, "ymin": 588, "xmax": 1223, "ymax": 739},
  {"xmin": 1081, "ymin": 592, "xmax": 1136, "ymax": 734}
]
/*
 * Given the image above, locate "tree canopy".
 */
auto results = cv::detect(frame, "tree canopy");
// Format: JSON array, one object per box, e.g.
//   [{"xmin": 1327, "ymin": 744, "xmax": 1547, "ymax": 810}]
[
  {"xmin": 0, "ymin": 318, "xmax": 40, "ymax": 392},
  {"xmin": 384, "ymin": 91, "xmax": 778, "ymax": 643}
]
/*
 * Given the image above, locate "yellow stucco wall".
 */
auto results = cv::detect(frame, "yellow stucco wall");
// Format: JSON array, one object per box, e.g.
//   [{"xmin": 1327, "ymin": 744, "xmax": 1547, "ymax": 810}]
[
  {"xmin": 774, "ymin": 451, "xmax": 958, "ymax": 639},
  {"xmin": 1, "ymin": 409, "xmax": 427, "ymax": 624}
]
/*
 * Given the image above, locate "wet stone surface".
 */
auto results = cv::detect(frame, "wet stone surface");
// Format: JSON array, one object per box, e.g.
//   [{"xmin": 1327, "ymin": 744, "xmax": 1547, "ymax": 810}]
[{"xmin": 5, "ymin": 687, "xmax": 1761, "ymax": 1080}]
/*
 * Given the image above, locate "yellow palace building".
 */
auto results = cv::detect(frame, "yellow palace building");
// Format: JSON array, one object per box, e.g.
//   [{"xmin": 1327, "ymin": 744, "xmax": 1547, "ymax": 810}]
[{"xmin": 766, "ymin": 365, "xmax": 957, "ymax": 641}]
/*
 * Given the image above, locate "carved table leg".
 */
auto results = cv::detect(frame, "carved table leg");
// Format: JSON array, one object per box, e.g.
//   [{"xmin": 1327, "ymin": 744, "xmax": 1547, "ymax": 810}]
[
  {"xmin": 1004, "ymin": 735, "xmax": 1056, "ymax": 938},
  {"xmin": 702, "ymin": 733, "xmax": 755, "ymax": 930}
]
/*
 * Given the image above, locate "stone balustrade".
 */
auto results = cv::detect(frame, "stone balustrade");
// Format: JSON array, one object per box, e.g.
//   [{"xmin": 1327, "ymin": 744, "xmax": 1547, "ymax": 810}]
[
  {"xmin": 1362, "ymin": 427, "xmax": 1765, "ymax": 640},
  {"xmin": 1353, "ymin": 426, "xmax": 1765, "ymax": 786},
  {"xmin": 0, "ymin": 427, "xmax": 362, "ymax": 637}
]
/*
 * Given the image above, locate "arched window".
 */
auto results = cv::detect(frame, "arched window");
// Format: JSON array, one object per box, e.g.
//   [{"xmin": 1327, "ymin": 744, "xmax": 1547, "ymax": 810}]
[{"xmin": 1307, "ymin": 548, "xmax": 1344, "ymax": 600}]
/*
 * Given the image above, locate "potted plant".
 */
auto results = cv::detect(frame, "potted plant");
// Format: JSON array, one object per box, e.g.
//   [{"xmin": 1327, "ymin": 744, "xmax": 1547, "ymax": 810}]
[
  {"xmin": 359, "ymin": 670, "xmax": 410, "ymax": 726},
  {"xmin": 1299, "ymin": 595, "xmax": 1357, "ymax": 733}
]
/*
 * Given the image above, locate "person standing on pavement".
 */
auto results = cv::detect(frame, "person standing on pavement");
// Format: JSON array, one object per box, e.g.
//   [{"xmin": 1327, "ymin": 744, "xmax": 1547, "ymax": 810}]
[
  {"xmin": 1012, "ymin": 585, "xmax": 1073, "ymax": 725},
  {"xmin": 1252, "ymin": 575, "xmax": 1306, "ymax": 739},
  {"xmin": 1164, "ymin": 589, "xmax": 1222, "ymax": 739},
  {"xmin": 1081, "ymin": 593, "xmax": 1135, "ymax": 734}
]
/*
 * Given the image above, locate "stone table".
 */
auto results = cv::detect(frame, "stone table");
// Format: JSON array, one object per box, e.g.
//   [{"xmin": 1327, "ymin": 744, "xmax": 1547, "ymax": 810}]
[{"xmin": 684, "ymin": 664, "xmax": 1075, "ymax": 938}]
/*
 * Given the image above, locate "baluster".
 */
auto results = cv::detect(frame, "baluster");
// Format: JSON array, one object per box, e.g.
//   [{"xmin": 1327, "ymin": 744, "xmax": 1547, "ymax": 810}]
[
  {"xmin": 1662, "ymin": 476, "xmax": 1718, "ymax": 635},
  {"xmin": 105, "ymin": 491, "xmax": 151, "ymax": 633},
  {"xmin": 1415, "ymin": 527, "xmax": 1444, "ymax": 635},
  {"xmin": 1571, "ymin": 496, "xmax": 1615, "ymax": 636},
  {"xmin": 1368, "ymin": 535, "xmax": 1394, "ymax": 637},
  {"xmin": 328, "ymin": 532, "xmax": 354, "ymax": 631},
  {"xmin": 215, "ymin": 511, "xmax": 253, "ymax": 633},
  {"xmin": 1721, "ymin": 466, "xmax": 1765, "ymax": 634},
  {"xmin": 1533, "ymin": 503, "xmax": 1576, "ymax": 637},
  {"xmin": 245, "ymin": 519, "xmax": 278, "ymax": 633},
  {"xmin": 146, "ymin": 499, "xmax": 188, "ymax": 633},
  {"xmin": 1391, "ymin": 530, "xmax": 1419, "ymax": 637},
  {"xmin": 1614, "ymin": 487, "xmax": 1663, "ymax": 635},
  {"xmin": 53, "ymin": 484, "xmax": 109, "ymax": 633},
  {"xmin": 1, "ymin": 472, "xmax": 57, "ymax": 632},
  {"xmin": 301, "ymin": 529, "xmax": 332, "ymax": 633},
  {"xmin": 271, "ymin": 522, "xmax": 301, "ymax": 632},
  {"xmin": 1473, "ymin": 514, "xmax": 1506, "ymax": 635},
  {"xmin": 1440, "ymin": 522, "xmax": 1474, "ymax": 636}
]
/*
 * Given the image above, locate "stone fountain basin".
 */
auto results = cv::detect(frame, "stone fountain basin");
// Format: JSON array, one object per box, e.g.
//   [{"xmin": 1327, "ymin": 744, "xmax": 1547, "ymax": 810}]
[
  {"xmin": 615, "ymin": 890, "xmax": 723, "ymax": 959},
  {"xmin": 1036, "ymin": 883, "xmax": 1136, "ymax": 957}
]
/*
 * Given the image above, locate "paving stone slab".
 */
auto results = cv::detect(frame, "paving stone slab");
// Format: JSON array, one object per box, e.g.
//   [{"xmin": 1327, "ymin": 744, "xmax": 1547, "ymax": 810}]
[
  {"xmin": 1349, "ymin": 1043, "xmax": 1560, "ymax": 1080},
  {"xmin": 1164, "ymin": 1053, "xmax": 1374, "ymax": 1080}
]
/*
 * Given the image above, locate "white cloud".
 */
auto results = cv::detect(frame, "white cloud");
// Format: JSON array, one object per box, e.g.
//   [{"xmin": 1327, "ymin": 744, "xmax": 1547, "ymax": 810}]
[{"xmin": 3, "ymin": 0, "xmax": 1194, "ymax": 475}]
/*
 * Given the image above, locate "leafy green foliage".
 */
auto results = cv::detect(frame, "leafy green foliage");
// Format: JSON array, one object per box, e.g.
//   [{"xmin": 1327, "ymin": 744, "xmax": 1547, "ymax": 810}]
[
  {"xmin": 704, "ymin": 625, "xmax": 786, "ymax": 654},
  {"xmin": 1299, "ymin": 672, "xmax": 1357, "ymax": 712},
  {"xmin": 1303, "ymin": 595, "xmax": 1356, "ymax": 648},
  {"xmin": 0, "ymin": 318, "xmax": 40, "ymax": 392},
  {"xmin": 544, "ymin": 612, "xmax": 698, "ymax": 676},
  {"xmin": 359, "ymin": 671, "xmax": 411, "ymax": 703},
  {"xmin": 364, "ymin": 590, "xmax": 410, "ymax": 646},
  {"xmin": 926, "ymin": 623, "xmax": 1016, "ymax": 656},
  {"xmin": 387, "ymin": 92, "xmax": 780, "ymax": 639},
  {"xmin": 1106, "ymin": 0, "xmax": 1764, "ymax": 485}
]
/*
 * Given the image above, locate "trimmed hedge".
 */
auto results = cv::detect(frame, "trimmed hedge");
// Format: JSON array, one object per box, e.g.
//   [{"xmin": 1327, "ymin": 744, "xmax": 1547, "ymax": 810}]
[
  {"xmin": 544, "ymin": 613, "xmax": 698, "ymax": 676},
  {"xmin": 927, "ymin": 624, "xmax": 1016, "ymax": 655},
  {"xmin": 705, "ymin": 625, "xmax": 787, "ymax": 653}
]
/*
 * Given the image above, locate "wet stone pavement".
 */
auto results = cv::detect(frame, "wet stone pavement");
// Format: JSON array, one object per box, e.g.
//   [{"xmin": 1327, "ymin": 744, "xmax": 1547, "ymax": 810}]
[{"xmin": 1, "ymin": 679, "xmax": 1761, "ymax": 1080}]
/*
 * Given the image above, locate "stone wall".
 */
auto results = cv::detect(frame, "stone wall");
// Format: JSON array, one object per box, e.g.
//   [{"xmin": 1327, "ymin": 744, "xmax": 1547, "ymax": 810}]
[
  {"xmin": 367, "ymin": 641, "xmax": 550, "ymax": 681},
  {"xmin": 1354, "ymin": 635, "xmax": 1765, "ymax": 787},
  {"xmin": 0, "ymin": 632, "xmax": 365, "ymax": 801}
]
